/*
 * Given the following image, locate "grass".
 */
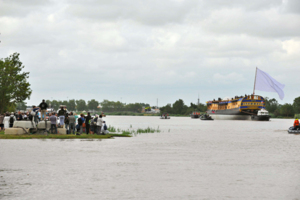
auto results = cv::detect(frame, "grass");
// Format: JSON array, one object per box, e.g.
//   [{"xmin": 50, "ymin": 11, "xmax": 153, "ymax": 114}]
[
  {"xmin": 0, "ymin": 124, "xmax": 161, "ymax": 139},
  {"xmin": 107, "ymin": 125, "xmax": 161, "ymax": 136},
  {"xmin": 0, "ymin": 130, "xmax": 130, "ymax": 139}
]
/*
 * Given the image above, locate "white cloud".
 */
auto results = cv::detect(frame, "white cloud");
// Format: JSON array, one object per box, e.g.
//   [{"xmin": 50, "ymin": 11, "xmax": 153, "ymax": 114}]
[
  {"xmin": 213, "ymin": 72, "xmax": 246, "ymax": 84},
  {"xmin": 0, "ymin": 0, "xmax": 299, "ymax": 106}
]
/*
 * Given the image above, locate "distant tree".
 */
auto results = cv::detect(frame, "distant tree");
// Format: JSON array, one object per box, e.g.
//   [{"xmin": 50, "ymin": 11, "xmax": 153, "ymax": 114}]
[
  {"xmin": 87, "ymin": 99, "xmax": 99, "ymax": 111},
  {"xmin": 16, "ymin": 101, "xmax": 27, "ymax": 111},
  {"xmin": 51, "ymin": 100, "xmax": 60, "ymax": 110},
  {"xmin": 264, "ymin": 97, "xmax": 279, "ymax": 113},
  {"xmin": 160, "ymin": 104, "xmax": 172, "ymax": 114},
  {"xmin": 0, "ymin": 53, "xmax": 32, "ymax": 113},
  {"xmin": 280, "ymin": 103, "xmax": 294, "ymax": 117},
  {"xmin": 62, "ymin": 100, "xmax": 69, "ymax": 108},
  {"xmin": 126, "ymin": 103, "xmax": 143, "ymax": 112},
  {"xmin": 76, "ymin": 99, "xmax": 87, "ymax": 111},
  {"xmin": 293, "ymin": 97, "xmax": 300, "ymax": 114},
  {"xmin": 172, "ymin": 99, "xmax": 187, "ymax": 115},
  {"xmin": 68, "ymin": 99, "xmax": 76, "ymax": 111}
]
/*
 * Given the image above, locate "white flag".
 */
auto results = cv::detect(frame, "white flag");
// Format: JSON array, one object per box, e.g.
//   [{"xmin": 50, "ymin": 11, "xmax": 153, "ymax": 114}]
[{"xmin": 255, "ymin": 68, "xmax": 285, "ymax": 100}]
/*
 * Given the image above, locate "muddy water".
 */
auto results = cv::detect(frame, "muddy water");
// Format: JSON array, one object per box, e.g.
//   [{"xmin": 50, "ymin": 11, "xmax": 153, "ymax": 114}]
[{"xmin": 1, "ymin": 117, "xmax": 300, "ymax": 199}]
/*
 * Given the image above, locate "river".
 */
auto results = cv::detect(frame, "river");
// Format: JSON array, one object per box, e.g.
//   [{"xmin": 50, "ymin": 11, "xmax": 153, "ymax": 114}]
[{"xmin": 0, "ymin": 117, "xmax": 299, "ymax": 199}]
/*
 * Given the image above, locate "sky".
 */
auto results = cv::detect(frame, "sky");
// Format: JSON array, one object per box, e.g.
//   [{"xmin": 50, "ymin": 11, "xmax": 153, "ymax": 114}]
[{"xmin": 1, "ymin": 0, "xmax": 300, "ymax": 107}]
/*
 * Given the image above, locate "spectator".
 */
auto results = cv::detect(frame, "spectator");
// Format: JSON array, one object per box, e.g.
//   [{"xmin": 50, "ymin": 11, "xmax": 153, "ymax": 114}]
[
  {"xmin": 58, "ymin": 106, "xmax": 66, "ymax": 126},
  {"xmin": 32, "ymin": 106, "xmax": 39, "ymax": 124},
  {"xmin": 39, "ymin": 99, "xmax": 48, "ymax": 120},
  {"xmin": 17, "ymin": 111, "xmax": 23, "ymax": 121},
  {"xmin": 0, "ymin": 113, "xmax": 4, "ymax": 131},
  {"xmin": 96, "ymin": 115, "xmax": 103, "ymax": 135},
  {"xmin": 85, "ymin": 112, "xmax": 91, "ymax": 134},
  {"xmin": 68, "ymin": 112, "xmax": 76, "ymax": 135},
  {"xmin": 9, "ymin": 112, "xmax": 16, "ymax": 128},
  {"xmin": 65, "ymin": 113, "xmax": 69, "ymax": 133},
  {"xmin": 77, "ymin": 114, "xmax": 85, "ymax": 135},
  {"xmin": 3, "ymin": 113, "xmax": 10, "ymax": 130},
  {"xmin": 49, "ymin": 112, "xmax": 57, "ymax": 134}
]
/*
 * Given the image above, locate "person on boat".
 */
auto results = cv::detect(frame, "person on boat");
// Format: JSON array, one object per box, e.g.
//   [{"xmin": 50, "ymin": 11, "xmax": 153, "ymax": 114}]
[{"xmin": 293, "ymin": 118, "xmax": 299, "ymax": 130}]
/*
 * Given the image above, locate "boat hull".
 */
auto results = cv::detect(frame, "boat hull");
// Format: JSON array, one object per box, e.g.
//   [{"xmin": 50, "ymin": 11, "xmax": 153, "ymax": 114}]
[
  {"xmin": 251, "ymin": 115, "xmax": 270, "ymax": 121},
  {"xmin": 207, "ymin": 108, "xmax": 251, "ymax": 120}
]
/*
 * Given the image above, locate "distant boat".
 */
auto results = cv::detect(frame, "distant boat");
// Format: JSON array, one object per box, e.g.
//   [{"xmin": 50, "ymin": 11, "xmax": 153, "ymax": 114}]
[
  {"xmin": 206, "ymin": 95, "xmax": 268, "ymax": 120},
  {"xmin": 160, "ymin": 113, "xmax": 170, "ymax": 119},
  {"xmin": 190, "ymin": 112, "xmax": 200, "ymax": 119}
]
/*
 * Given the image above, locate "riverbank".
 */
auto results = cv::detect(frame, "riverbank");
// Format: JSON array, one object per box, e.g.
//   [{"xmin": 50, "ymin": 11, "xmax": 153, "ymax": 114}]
[{"xmin": 0, "ymin": 130, "xmax": 130, "ymax": 139}]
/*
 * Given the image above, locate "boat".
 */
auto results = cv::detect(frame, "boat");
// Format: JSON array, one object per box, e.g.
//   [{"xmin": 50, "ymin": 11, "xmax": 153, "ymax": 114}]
[
  {"xmin": 205, "ymin": 68, "xmax": 279, "ymax": 121},
  {"xmin": 251, "ymin": 109, "xmax": 270, "ymax": 121},
  {"xmin": 160, "ymin": 113, "xmax": 170, "ymax": 119},
  {"xmin": 190, "ymin": 112, "xmax": 200, "ymax": 119},
  {"xmin": 288, "ymin": 126, "xmax": 300, "ymax": 134},
  {"xmin": 206, "ymin": 95, "xmax": 269, "ymax": 120},
  {"xmin": 200, "ymin": 114, "xmax": 213, "ymax": 120}
]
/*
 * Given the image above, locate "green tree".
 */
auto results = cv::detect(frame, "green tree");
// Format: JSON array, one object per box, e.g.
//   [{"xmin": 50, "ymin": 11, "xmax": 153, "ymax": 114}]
[
  {"xmin": 293, "ymin": 96, "xmax": 300, "ymax": 114},
  {"xmin": 280, "ymin": 103, "xmax": 294, "ymax": 117},
  {"xmin": 16, "ymin": 101, "xmax": 27, "ymax": 111},
  {"xmin": 160, "ymin": 104, "xmax": 173, "ymax": 114},
  {"xmin": 264, "ymin": 97, "xmax": 279, "ymax": 113},
  {"xmin": 76, "ymin": 99, "xmax": 87, "ymax": 111},
  {"xmin": 68, "ymin": 99, "xmax": 76, "ymax": 111},
  {"xmin": 51, "ymin": 100, "xmax": 60, "ymax": 110},
  {"xmin": 87, "ymin": 99, "xmax": 99, "ymax": 111},
  {"xmin": 0, "ymin": 53, "xmax": 32, "ymax": 113},
  {"xmin": 172, "ymin": 99, "xmax": 187, "ymax": 115}
]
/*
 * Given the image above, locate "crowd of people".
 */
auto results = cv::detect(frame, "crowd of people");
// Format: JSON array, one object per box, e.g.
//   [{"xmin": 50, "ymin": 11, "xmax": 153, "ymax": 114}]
[{"xmin": 0, "ymin": 99, "xmax": 109, "ymax": 135}]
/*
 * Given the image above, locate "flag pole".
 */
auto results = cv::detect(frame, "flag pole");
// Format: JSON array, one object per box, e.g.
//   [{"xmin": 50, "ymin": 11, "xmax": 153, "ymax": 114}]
[{"xmin": 253, "ymin": 67, "xmax": 257, "ymax": 95}]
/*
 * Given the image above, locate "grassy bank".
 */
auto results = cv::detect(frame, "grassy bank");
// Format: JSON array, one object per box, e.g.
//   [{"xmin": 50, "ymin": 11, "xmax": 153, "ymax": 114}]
[
  {"xmin": 0, "ymin": 125, "xmax": 161, "ymax": 139},
  {"xmin": 0, "ymin": 130, "xmax": 130, "ymax": 139}
]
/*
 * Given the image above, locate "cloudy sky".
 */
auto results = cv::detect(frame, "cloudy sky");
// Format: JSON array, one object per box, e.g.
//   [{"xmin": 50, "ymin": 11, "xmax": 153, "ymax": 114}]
[{"xmin": 1, "ymin": 0, "xmax": 300, "ymax": 107}]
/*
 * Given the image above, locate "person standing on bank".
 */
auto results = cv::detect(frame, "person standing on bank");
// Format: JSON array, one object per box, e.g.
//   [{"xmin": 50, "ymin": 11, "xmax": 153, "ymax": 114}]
[
  {"xmin": 85, "ymin": 112, "xmax": 91, "ymax": 134},
  {"xmin": 68, "ymin": 112, "xmax": 76, "ymax": 134},
  {"xmin": 0, "ymin": 113, "xmax": 4, "ymax": 131},
  {"xmin": 58, "ymin": 106, "xmax": 66, "ymax": 127},
  {"xmin": 9, "ymin": 112, "xmax": 16, "ymax": 128},
  {"xmin": 96, "ymin": 115, "xmax": 103, "ymax": 135},
  {"xmin": 77, "ymin": 114, "xmax": 85, "ymax": 135},
  {"xmin": 39, "ymin": 100, "xmax": 48, "ymax": 120},
  {"xmin": 49, "ymin": 112, "xmax": 57, "ymax": 134}
]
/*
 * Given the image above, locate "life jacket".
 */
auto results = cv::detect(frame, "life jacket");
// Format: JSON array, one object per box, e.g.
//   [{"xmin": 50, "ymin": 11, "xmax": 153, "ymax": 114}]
[{"xmin": 294, "ymin": 120, "xmax": 299, "ymax": 127}]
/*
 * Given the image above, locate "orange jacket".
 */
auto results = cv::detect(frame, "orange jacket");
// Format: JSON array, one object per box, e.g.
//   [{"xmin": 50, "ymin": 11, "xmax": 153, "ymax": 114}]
[{"xmin": 294, "ymin": 120, "xmax": 299, "ymax": 127}]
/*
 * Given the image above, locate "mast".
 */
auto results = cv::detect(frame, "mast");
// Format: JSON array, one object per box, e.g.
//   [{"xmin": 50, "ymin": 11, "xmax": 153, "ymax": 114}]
[{"xmin": 253, "ymin": 67, "xmax": 257, "ymax": 95}]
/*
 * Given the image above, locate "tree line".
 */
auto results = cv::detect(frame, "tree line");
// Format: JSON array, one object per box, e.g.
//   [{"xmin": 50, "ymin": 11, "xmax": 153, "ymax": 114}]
[
  {"xmin": 159, "ymin": 99, "xmax": 207, "ymax": 115},
  {"xmin": 264, "ymin": 96, "xmax": 300, "ymax": 118},
  {"xmin": 16, "ymin": 99, "xmax": 151, "ymax": 113}
]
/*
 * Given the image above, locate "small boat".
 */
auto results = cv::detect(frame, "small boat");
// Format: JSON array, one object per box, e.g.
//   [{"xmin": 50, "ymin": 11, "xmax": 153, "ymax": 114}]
[
  {"xmin": 190, "ymin": 112, "xmax": 200, "ymax": 119},
  {"xmin": 288, "ymin": 126, "xmax": 300, "ymax": 134},
  {"xmin": 200, "ymin": 114, "xmax": 213, "ymax": 120},
  {"xmin": 160, "ymin": 113, "xmax": 170, "ymax": 119},
  {"xmin": 251, "ymin": 109, "xmax": 270, "ymax": 121}
]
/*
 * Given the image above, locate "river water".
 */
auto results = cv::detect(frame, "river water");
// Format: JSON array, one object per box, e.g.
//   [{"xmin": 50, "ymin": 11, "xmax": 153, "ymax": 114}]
[{"xmin": 0, "ymin": 117, "xmax": 299, "ymax": 200}]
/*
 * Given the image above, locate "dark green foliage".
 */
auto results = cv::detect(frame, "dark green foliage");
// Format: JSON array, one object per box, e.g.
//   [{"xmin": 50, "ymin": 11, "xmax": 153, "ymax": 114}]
[
  {"xmin": 16, "ymin": 101, "xmax": 27, "ymax": 110},
  {"xmin": 87, "ymin": 99, "xmax": 99, "ymax": 111},
  {"xmin": 293, "ymin": 97, "xmax": 300, "ymax": 114},
  {"xmin": 280, "ymin": 103, "xmax": 294, "ymax": 117},
  {"xmin": 0, "ymin": 53, "xmax": 32, "ymax": 113},
  {"xmin": 264, "ymin": 97, "xmax": 279, "ymax": 113},
  {"xmin": 76, "ymin": 99, "xmax": 87, "ymax": 111}
]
